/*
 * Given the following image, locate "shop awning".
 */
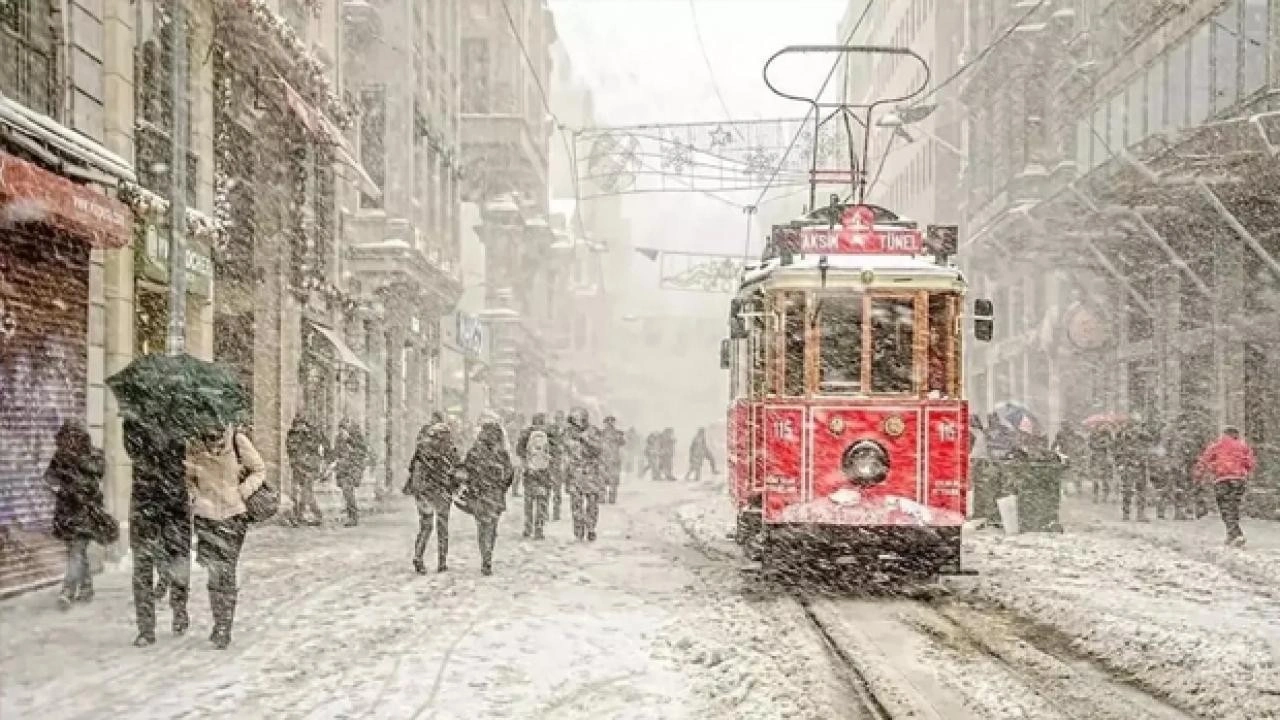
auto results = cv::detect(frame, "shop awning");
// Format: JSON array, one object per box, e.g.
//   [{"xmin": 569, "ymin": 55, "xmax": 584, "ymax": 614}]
[
  {"xmin": 278, "ymin": 75, "xmax": 382, "ymax": 201},
  {"xmin": 0, "ymin": 150, "xmax": 132, "ymax": 248},
  {"xmin": 309, "ymin": 322, "xmax": 370, "ymax": 373},
  {"xmin": 0, "ymin": 96, "xmax": 134, "ymax": 183}
]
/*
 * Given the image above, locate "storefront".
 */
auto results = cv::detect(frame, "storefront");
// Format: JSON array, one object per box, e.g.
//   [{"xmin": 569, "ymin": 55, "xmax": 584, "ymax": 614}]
[
  {"xmin": 133, "ymin": 221, "xmax": 214, "ymax": 356},
  {"xmin": 0, "ymin": 150, "xmax": 132, "ymax": 593}
]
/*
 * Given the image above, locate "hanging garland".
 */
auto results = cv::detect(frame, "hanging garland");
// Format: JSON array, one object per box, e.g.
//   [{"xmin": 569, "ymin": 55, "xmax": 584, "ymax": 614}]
[
  {"xmin": 228, "ymin": 0, "xmax": 353, "ymax": 128},
  {"xmin": 118, "ymin": 180, "xmax": 227, "ymax": 244}
]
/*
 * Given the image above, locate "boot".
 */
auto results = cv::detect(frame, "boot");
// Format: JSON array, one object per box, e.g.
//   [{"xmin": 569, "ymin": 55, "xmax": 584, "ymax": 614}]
[
  {"xmin": 76, "ymin": 580, "xmax": 94, "ymax": 604},
  {"xmin": 209, "ymin": 590, "xmax": 237, "ymax": 650},
  {"xmin": 413, "ymin": 558, "xmax": 427, "ymax": 575},
  {"xmin": 57, "ymin": 590, "xmax": 74, "ymax": 611},
  {"xmin": 133, "ymin": 631, "xmax": 156, "ymax": 647}
]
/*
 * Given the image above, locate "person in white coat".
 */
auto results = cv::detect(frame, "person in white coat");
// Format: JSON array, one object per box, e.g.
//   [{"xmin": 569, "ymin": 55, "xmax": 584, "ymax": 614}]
[{"xmin": 185, "ymin": 425, "xmax": 265, "ymax": 649}]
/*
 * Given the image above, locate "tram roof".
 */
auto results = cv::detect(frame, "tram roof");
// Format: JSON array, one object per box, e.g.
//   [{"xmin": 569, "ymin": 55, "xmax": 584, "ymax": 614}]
[{"xmin": 739, "ymin": 253, "xmax": 966, "ymax": 294}]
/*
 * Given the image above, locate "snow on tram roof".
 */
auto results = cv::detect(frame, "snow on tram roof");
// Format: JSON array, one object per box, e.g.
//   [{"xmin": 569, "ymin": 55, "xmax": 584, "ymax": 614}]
[{"xmin": 740, "ymin": 253, "xmax": 966, "ymax": 290}]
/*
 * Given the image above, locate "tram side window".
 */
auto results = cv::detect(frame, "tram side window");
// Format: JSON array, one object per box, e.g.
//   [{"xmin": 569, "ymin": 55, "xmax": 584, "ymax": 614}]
[
  {"xmin": 818, "ymin": 296, "xmax": 863, "ymax": 394},
  {"xmin": 780, "ymin": 292, "xmax": 805, "ymax": 396},
  {"xmin": 927, "ymin": 294, "xmax": 956, "ymax": 398},
  {"xmin": 751, "ymin": 317, "xmax": 767, "ymax": 398},
  {"xmin": 870, "ymin": 297, "xmax": 915, "ymax": 394}
]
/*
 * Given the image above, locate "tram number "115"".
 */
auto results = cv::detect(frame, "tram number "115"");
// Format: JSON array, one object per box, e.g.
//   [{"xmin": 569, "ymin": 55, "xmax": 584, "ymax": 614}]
[{"xmin": 771, "ymin": 418, "xmax": 797, "ymax": 441}]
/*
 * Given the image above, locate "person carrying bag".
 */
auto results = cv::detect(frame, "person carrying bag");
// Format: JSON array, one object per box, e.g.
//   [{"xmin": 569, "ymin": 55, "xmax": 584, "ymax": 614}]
[{"xmin": 186, "ymin": 425, "xmax": 268, "ymax": 649}]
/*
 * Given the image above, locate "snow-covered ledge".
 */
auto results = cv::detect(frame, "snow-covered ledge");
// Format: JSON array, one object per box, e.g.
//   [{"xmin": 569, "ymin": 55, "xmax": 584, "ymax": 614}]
[{"xmin": 118, "ymin": 181, "xmax": 225, "ymax": 243}]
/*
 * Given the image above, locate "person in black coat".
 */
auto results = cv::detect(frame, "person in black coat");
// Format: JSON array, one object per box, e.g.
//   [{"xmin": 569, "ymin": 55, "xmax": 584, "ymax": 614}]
[
  {"xmin": 548, "ymin": 411, "xmax": 567, "ymax": 521},
  {"xmin": 45, "ymin": 420, "xmax": 108, "ymax": 608},
  {"xmin": 460, "ymin": 421, "xmax": 513, "ymax": 575},
  {"xmin": 405, "ymin": 418, "xmax": 461, "ymax": 574},
  {"xmin": 515, "ymin": 413, "xmax": 554, "ymax": 539},
  {"xmin": 286, "ymin": 414, "xmax": 329, "ymax": 526},
  {"xmin": 123, "ymin": 416, "xmax": 191, "ymax": 646},
  {"xmin": 564, "ymin": 408, "xmax": 605, "ymax": 542},
  {"xmin": 334, "ymin": 418, "xmax": 369, "ymax": 527}
]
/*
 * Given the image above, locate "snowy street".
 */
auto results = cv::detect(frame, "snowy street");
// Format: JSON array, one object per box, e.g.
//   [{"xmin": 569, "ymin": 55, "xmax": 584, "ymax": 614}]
[{"xmin": 1, "ymin": 479, "xmax": 855, "ymax": 720}]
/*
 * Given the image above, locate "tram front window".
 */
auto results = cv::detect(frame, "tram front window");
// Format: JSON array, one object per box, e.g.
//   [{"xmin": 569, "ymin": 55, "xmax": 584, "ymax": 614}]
[
  {"xmin": 818, "ymin": 296, "xmax": 863, "ymax": 394},
  {"xmin": 870, "ymin": 297, "xmax": 915, "ymax": 394}
]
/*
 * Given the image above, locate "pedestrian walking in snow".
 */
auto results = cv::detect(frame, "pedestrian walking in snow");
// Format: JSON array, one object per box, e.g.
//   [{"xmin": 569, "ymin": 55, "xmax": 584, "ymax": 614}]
[
  {"xmin": 44, "ymin": 421, "xmax": 114, "ymax": 609},
  {"xmin": 405, "ymin": 418, "xmax": 461, "ymax": 573},
  {"xmin": 659, "ymin": 428, "xmax": 677, "ymax": 481},
  {"xmin": 334, "ymin": 418, "xmax": 369, "ymax": 527},
  {"xmin": 1170, "ymin": 412, "xmax": 1212, "ymax": 519},
  {"xmin": 601, "ymin": 416, "xmax": 626, "ymax": 504},
  {"xmin": 1115, "ymin": 420, "xmax": 1151, "ymax": 522},
  {"xmin": 459, "ymin": 421, "xmax": 514, "ymax": 575},
  {"xmin": 565, "ymin": 408, "xmax": 605, "ymax": 541},
  {"xmin": 286, "ymin": 414, "xmax": 328, "ymax": 526},
  {"xmin": 123, "ymin": 417, "xmax": 192, "ymax": 647},
  {"xmin": 1050, "ymin": 422, "xmax": 1085, "ymax": 494},
  {"xmin": 1195, "ymin": 426, "xmax": 1256, "ymax": 547},
  {"xmin": 639, "ymin": 432, "xmax": 660, "ymax": 480},
  {"xmin": 1086, "ymin": 426, "xmax": 1114, "ymax": 503},
  {"xmin": 683, "ymin": 427, "xmax": 718, "ymax": 482},
  {"xmin": 516, "ymin": 413, "xmax": 553, "ymax": 539},
  {"xmin": 623, "ymin": 427, "xmax": 640, "ymax": 474},
  {"xmin": 548, "ymin": 411, "xmax": 568, "ymax": 521},
  {"xmin": 185, "ymin": 424, "xmax": 267, "ymax": 649},
  {"xmin": 508, "ymin": 412, "xmax": 526, "ymax": 497}
]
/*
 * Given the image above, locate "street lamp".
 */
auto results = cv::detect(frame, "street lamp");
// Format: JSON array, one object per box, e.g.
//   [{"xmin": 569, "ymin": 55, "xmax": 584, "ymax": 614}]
[{"xmin": 876, "ymin": 108, "xmax": 964, "ymax": 158}]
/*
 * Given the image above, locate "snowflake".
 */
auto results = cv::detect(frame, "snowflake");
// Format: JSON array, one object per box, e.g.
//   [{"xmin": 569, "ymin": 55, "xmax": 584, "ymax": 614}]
[
  {"xmin": 743, "ymin": 147, "xmax": 778, "ymax": 181},
  {"xmin": 661, "ymin": 141, "xmax": 693, "ymax": 174}
]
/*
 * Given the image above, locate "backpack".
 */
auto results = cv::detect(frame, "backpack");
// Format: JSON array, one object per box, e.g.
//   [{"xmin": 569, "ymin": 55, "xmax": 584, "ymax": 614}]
[{"xmin": 527, "ymin": 429, "xmax": 551, "ymax": 471}]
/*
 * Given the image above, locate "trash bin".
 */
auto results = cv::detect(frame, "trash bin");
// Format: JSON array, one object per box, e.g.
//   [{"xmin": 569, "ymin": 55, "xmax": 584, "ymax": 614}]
[
  {"xmin": 1011, "ymin": 462, "xmax": 1064, "ymax": 532},
  {"xmin": 970, "ymin": 459, "xmax": 1008, "ymax": 526}
]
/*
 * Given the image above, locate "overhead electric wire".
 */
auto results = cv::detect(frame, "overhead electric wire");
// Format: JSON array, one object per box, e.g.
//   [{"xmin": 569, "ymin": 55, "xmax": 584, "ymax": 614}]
[
  {"xmin": 688, "ymin": 0, "xmax": 748, "ymax": 141},
  {"xmin": 496, "ymin": 0, "xmax": 588, "ymax": 236},
  {"xmin": 911, "ymin": 0, "xmax": 1049, "ymax": 107},
  {"xmin": 751, "ymin": 0, "xmax": 877, "ymax": 213}
]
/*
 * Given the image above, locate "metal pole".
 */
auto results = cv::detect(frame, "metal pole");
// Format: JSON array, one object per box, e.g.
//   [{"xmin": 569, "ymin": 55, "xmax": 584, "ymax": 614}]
[{"xmin": 166, "ymin": 0, "xmax": 189, "ymax": 356}]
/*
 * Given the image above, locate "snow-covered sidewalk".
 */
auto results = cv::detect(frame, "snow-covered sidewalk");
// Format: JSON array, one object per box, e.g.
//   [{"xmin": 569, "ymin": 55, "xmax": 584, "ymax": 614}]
[{"xmin": 0, "ymin": 479, "xmax": 851, "ymax": 720}]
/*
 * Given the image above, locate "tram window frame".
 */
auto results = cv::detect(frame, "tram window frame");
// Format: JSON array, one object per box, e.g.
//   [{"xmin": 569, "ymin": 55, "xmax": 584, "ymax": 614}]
[
  {"xmin": 750, "ymin": 309, "xmax": 768, "ymax": 399},
  {"xmin": 777, "ymin": 291, "xmax": 806, "ymax": 397},
  {"xmin": 927, "ymin": 292, "xmax": 961, "ymax": 399},
  {"xmin": 814, "ymin": 293, "xmax": 866, "ymax": 395},
  {"xmin": 868, "ymin": 294, "xmax": 918, "ymax": 395}
]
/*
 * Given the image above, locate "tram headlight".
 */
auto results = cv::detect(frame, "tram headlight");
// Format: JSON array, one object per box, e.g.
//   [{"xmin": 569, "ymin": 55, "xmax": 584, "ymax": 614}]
[{"xmin": 842, "ymin": 439, "xmax": 889, "ymax": 486}]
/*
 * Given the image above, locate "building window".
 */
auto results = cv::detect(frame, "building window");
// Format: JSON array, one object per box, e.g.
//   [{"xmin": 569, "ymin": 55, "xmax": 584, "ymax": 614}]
[
  {"xmin": 1213, "ymin": 0, "xmax": 1240, "ymax": 114},
  {"xmin": 461, "ymin": 38, "xmax": 490, "ymax": 113},
  {"xmin": 1146, "ymin": 58, "xmax": 1166, "ymax": 135},
  {"xmin": 1126, "ymin": 75, "xmax": 1145, "ymax": 145},
  {"xmin": 359, "ymin": 86, "xmax": 387, "ymax": 210},
  {"xmin": 0, "ymin": 0, "xmax": 57, "ymax": 117},
  {"xmin": 1108, "ymin": 92, "xmax": 1126, "ymax": 153},
  {"xmin": 1243, "ymin": 0, "xmax": 1268, "ymax": 95},
  {"xmin": 1167, "ymin": 41, "xmax": 1188, "ymax": 129},
  {"xmin": 1188, "ymin": 23, "xmax": 1211, "ymax": 124}
]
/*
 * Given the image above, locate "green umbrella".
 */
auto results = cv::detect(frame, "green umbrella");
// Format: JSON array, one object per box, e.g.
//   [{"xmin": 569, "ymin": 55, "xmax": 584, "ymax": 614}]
[{"xmin": 107, "ymin": 353, "xmax": 249, "ymax": 437}]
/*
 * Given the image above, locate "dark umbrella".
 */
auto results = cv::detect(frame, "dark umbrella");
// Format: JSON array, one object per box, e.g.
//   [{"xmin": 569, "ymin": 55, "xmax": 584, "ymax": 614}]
[
  {"xmin": 993, "ymin": 402, "xmax": 1043, "ymax": 436},
  {"xmin": 107, "ymin": 353, "xmax": 249, "ymax": 437}
]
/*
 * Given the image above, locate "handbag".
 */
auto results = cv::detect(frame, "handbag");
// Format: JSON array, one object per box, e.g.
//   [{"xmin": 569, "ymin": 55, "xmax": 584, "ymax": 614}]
[
  {"xmin": 88, "ymin": 505, "xmax": 119, "ymax": 545},
  {"xmin": 233, "ymin": 429, "xmax": 280, "ymax": 523}
]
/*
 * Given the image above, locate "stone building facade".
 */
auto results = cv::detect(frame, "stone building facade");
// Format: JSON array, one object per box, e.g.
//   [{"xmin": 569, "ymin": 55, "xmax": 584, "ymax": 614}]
[{"xmin": 959, "ymin": 0, "xmax": 1279, "ymax": 485}]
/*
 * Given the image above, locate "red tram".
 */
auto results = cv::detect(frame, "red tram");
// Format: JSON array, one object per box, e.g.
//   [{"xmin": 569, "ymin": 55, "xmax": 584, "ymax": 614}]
[{"xmin": 722, "ymin": 202, "xmax": 992, "ymax": 574}]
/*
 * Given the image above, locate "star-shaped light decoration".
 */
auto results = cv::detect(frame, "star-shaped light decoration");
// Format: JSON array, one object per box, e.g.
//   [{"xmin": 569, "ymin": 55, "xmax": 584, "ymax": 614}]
[
  {"xmin": 661, "ymin": 141, "xmax": 693, "ymax": 174},
  {"xmin": 707, "ymin": 125, "xmax": 734, "ymax": 151}
]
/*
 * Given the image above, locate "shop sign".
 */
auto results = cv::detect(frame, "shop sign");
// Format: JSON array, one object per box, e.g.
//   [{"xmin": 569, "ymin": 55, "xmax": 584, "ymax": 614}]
[
  {"xmin": 0, "ymin": 151, "xmax": 132, "ymax": 247},
  {"xmin": 137, "ymin": 224, "xmax": 214, "ymax": 296},
  {"xmin": 456, "ymin": 312, "xmax": 483, "ymax": 357}
]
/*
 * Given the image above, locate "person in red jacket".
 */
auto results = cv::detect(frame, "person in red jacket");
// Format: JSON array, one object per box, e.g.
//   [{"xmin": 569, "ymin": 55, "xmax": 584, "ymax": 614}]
[{"xmin": 1194, "ymin": 426, "xmax": 1257, "ymax": 547}]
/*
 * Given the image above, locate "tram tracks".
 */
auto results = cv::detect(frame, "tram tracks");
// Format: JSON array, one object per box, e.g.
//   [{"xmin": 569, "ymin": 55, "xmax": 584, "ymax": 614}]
[{"xmin": 675, "ymin": 508, "xmax": 1200, "ymax": 720}]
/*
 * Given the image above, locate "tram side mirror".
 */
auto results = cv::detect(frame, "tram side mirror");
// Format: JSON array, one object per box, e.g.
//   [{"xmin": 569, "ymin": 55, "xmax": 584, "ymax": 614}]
[
  {"xmin": 729, "ymin": 299, "xmax": 748, "ymax": 339},
  {"xmin": 720, "ymin": 338, "xmax": 731, "ymax": 369},
  {"xmin": 973, "ymin": 298, "xmax": 995, "ymax": 342}
]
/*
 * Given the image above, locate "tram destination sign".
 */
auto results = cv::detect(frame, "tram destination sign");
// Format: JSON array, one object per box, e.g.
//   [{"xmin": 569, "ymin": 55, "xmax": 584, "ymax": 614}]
[{"xmin": 776, "ymin": 205, "xmax": 925, "ymax": 256}]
